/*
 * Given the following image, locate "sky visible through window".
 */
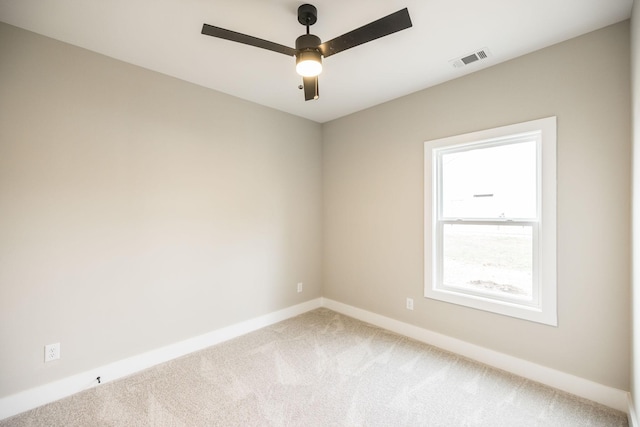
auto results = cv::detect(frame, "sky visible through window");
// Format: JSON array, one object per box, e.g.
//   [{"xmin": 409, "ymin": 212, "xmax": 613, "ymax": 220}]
[{"xmin": 441, "ymin": 140, "xmax": 537, "ymax": 220}]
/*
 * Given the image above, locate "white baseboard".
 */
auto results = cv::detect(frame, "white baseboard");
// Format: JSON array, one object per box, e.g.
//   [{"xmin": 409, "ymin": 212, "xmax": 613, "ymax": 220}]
[
  {"xmin": 0, "ymin": 298, "xmax": 322, "ymax": 421},
  {"xmin": 321, "ymin": 298, "xmax": 630, "ymax": 414},
  {"xmin": 629, "ymin": 393, "xmax": 638, "ymax": 427}
]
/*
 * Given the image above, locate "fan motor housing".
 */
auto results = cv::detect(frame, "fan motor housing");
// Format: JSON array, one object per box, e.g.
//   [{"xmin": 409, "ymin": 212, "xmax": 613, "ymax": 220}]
[{"xmin": 296, "ymin": 34, "xmax": 321, "ymax": 51}]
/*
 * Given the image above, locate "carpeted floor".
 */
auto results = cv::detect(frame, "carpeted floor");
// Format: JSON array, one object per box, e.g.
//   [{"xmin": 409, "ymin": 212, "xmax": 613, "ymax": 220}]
[{"xmin": 0, "ymin": 308, "xmax": 629, "ymax": 426}]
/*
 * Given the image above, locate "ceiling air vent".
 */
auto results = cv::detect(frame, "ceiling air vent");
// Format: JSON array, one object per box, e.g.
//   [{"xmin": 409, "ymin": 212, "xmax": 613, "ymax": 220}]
[{"xmin": 450, "ymin": 48, "xmax": 491, "ymax": 68}]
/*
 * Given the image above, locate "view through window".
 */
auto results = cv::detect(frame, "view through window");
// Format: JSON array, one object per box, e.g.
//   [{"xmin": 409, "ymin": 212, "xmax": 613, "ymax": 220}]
[{"xmin": 439, "ymin": 139, "xmax": 537, "ymax": 305}]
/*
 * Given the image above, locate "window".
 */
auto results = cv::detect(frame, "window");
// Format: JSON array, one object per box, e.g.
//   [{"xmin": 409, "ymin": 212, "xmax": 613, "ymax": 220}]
[{"xmin": 424, "ymin": 117, "xmax": 557, "ymax": 326}]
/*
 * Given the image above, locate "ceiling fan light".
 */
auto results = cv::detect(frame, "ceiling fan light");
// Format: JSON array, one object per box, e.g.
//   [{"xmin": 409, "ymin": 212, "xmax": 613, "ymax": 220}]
[{"xmin": 296, "ymin": 50, "xmax": 322, "ymax": 77}]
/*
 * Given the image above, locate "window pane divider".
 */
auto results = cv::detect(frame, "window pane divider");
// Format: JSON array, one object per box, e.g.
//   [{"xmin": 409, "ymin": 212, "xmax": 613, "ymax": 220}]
[{"xmin": 439, "ymin": 219, "xmax": 537, "ymax": 226}]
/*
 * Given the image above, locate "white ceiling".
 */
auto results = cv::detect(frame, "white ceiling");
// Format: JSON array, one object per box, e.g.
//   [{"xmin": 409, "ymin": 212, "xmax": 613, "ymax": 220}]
[{"xmin": 0, "ymin": 0, "xmax": 633, "ymax": 123}]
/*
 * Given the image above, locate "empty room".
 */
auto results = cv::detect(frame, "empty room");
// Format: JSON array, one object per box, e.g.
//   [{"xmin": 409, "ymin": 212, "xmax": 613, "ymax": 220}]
[{"xmin": 1, "ymin": 0, "xmax": 639, "ymax": 425}]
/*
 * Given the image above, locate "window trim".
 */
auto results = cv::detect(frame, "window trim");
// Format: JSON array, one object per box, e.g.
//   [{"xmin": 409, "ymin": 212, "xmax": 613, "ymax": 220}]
[{"xmin": 424, "ymin": 117, "xmax": 557, "ymax": 326}]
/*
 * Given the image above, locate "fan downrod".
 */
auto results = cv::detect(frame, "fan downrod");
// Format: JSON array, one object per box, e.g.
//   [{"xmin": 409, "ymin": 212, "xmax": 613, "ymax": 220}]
[{"xmin": 298, "ymin": 4, "xmax": 317, "ymax": 27}]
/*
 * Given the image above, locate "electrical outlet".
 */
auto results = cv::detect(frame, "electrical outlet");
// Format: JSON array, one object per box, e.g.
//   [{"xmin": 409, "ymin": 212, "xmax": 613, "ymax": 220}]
[
  {"xmin": 44, "ymin": 343, "xmax": 60, "ymax": 362},
  {"xmin": 406, "ymin": 298, "xmax": 414, "ymax": 311},
  {"xmin": 297, "ymin": 282, "xmax": 303, "ymax": 293}
]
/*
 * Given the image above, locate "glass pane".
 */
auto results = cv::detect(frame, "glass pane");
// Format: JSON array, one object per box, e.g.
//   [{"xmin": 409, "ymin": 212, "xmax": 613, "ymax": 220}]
[
  {"xmin": 441, "ymin": 140, "xmax": 537, "ymax": 219},
  {"xmin": 442, "ymin": 224, "xmax": 533, "ymax": 301}
]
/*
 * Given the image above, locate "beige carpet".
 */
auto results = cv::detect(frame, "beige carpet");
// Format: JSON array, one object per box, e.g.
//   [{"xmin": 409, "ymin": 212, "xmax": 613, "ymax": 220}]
[{"xmin": 0, "ymin": 308, "xmax": 628, "ymax": 426}]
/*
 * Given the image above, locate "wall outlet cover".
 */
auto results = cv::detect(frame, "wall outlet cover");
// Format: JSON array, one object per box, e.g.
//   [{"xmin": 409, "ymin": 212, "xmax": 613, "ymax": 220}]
[
  {"xmin": 406, "ymin": 298, "xmax": 414, "ymax": 310},
  {"xmin": 44, "ymin": 343, "xmax": 60, "ymax": 362}
]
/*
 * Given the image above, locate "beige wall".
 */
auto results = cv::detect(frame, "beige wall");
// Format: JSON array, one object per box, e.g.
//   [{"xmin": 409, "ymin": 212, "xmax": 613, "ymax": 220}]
[
  {"xmin": 0, "ymin": 22, "xmax": 322, "ymax": 397},
  {"xmin": 632, "ymin": 0, "xmax": 639, "ymax": 413},
  {"xmin": 323, "ymin": 21, "xmax": 631, "ymax": 390}
]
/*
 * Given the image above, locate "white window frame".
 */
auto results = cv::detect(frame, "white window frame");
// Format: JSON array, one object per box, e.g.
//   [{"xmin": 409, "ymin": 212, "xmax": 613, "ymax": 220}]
[{"xmin": 424, "ymin": 117, "xmax": 557, "ymax": 326}]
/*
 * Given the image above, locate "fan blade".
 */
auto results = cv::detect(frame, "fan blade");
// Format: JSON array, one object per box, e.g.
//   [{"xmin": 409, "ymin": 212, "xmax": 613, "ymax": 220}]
[
  {"xmin": 303, "ymin": 76, "xmax": 319, "ymax": 101},
  {"xmin": 318, "ymin": 8, "xmax": 412, "ymax": 58},
  {"xmin": 201, "ymin": 24, "xmax": 296, "ymax": 56}
]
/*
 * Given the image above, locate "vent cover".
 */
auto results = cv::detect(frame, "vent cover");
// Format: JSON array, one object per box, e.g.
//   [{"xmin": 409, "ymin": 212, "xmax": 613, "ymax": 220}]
[{"xmin": 450, "ymin": 48, "xmax": 491, "ymax": 68}]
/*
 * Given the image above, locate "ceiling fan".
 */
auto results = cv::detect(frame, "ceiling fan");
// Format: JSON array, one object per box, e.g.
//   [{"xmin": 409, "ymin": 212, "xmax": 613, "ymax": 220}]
[{"xmin": 201, "ymin": 4, "xmax": 412, "ymax": 101}]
